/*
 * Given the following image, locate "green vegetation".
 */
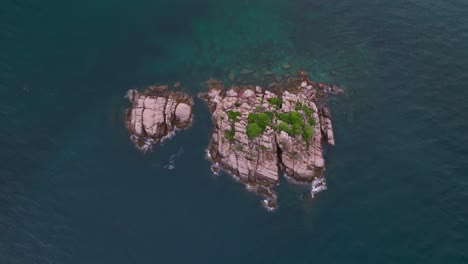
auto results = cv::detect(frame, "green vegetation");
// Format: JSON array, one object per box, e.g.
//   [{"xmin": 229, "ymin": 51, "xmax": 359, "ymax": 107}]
[
  {"xmin": 225, "ymin": 111, "xmax": 241, "ymax": 140},
  {"xmin": 246, "ymin": 123, "xmax": 263, "ymax": 138},
  {"xmin": 278, "ymin": 111, "xmax": 303, "ymax": 126},
  {"xmin": 290, "ymin": 112, "xmax": 303, "ymax": 126},
  {"xmin": 308, "ymin": 118, "xmax": 316, "ymax": 126},
  {"xmin": 302, "ymin": 123, "xmax": 314, "ymax": 142},
  {"xmin": 246, "ymin": 112, "xmax": 274, "ymax": 138},
  {"xmin": 277, "ymin": 121, "xmax": 293, "ymax": 135},
  {"xmin": 234, "ymin": 102, "xmax": 241, "ymax": 107},
  {"xmin": 264, "ymin": 111, "xmax": 274, "ymax": 121},
  {"xmin": 292, "ymin": 123, "xmax": 302, "ymax": 135},
  {"xmin": 226, "ymin": 110, "xmax": 241, "ymax": 121},
  {"xmin": 277, "ymin": 112, "xmax": 289, "ymax": 123},
  {"xmin": 275, "ymin": 110, "xmax": 316, "ymax": 142},
  {"xmin": 295, "ymin": 101, "xmax": 303, "ymax": 111},
  {"xmin": 225, "ymin": 128, "xmax": 235, "ymax": 140},
  {"xmin": 229, "ymin": 99, "xmax": 317, "ymax": 141},
  {"xmin": 295, "ymin": 100, "xmax": 314, "ymax": 118},
  {"xmin": 247, "ymin": 112, "xmax": 273, "ymax": 129},
  {"xmin": 303, "ymin": 107, "xmax": 313, "ymax": 118},
  {"xmin": 267, "ymin": 97, "xmax": 282, "ymax": 109}
]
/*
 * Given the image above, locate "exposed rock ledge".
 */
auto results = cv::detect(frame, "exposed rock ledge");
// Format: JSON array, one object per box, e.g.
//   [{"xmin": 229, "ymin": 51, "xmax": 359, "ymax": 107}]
[
  {"xmin": 199, "ymin": 71, "xmax": 337, "ymax": 211},
  {"xmin": 125, "ymin": 85, "xmax": 193, "ymax": 152}
]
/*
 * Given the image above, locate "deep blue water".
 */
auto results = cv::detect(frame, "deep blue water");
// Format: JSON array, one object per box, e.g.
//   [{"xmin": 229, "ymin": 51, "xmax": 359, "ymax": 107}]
[{"xmin": 1, "ymin": 0, "xmax": 468, "ymax": 263}]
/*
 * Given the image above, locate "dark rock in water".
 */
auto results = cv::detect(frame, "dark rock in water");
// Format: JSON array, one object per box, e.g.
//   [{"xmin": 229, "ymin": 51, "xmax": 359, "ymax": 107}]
[
  {"xmin": 198, "ymin": 70, "xmax": 337, "ymax": 211},
  {"xmin": 173, "ymin": 81, "xmax": 181, "ymax": 88},
  {"xmin": 299, "ymin": 70, "xmax": 308, "ymax": 78},
  {"xmin": 125, "ymin": 85, "xmax": 194, "ymax": 152},
  {"xmin": 319, "ymin": 83, "xmax": 344, "ymax": 95},
  {"xmin": 328, "ymin": 84, "xmax": 344, "ymax": 94}
]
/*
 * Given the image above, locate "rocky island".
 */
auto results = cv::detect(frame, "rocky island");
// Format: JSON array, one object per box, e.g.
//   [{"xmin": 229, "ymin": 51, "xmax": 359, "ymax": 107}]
[
  {"xmin": 199, "ymin": 70, "xmax": 338, "ymax": 211},
  {"xmin": 125, "ymin": 85, "xmax": 193, "ymax": 152},
  {"xmin": 123, "ymin": 69, "xmax": 340, "ymax": 211}
]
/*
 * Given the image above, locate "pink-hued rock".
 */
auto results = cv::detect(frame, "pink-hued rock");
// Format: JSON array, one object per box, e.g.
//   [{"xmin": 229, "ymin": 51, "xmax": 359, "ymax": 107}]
[
  {"xmin": 198, "ymin": 71, "xmax": 338, "ymax": 211},
  {"xmin": 125, "ymin": 85, "xmax": 193, "ymax": 152},
  {"xmin": 175, "ymin": 103, "xmax": 192, "ymax": 124}
]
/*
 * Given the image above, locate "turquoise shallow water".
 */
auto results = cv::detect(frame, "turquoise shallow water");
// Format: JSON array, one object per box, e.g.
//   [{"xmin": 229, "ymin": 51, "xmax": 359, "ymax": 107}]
[{"xmin": 1, "ymin": 0, "xmax": 468, "ymax": 263}]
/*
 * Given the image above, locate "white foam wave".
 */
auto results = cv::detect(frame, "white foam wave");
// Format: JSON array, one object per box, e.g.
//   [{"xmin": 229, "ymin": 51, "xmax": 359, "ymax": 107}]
[
  {"xmin": 163, "ymin": 146, "xmax": 184, "ymax": 170},
  {"xmin": 160, "ymin": 130, "xmax": 176, "ymax": 143},
  {"xmin": 210, "ymin": 163, "xmax": 220, "ymax": 175},
  {"xmin": 311, "ymin": 177, "xmax": 327, "ymax": 198},
  {"xmin": 261, "ymin": 199, "xmax": 277, "ymax": 212},
  {"xmin": 205, "ymin": 148, "xmax": 212, "ymax": 159},
  {"xmin": 245, "ymin": 183, "xmax": 255, "ymax": 191},
  {"xmin": 130, "ymin": 134, "xmax": 156, "ymax": 153}
]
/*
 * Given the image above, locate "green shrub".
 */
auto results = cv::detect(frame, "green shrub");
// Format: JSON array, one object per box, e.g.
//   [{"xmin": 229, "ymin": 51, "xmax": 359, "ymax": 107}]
[
  {"xmin": 276, "ymin": 111, "xmax": 309, "ymax": 137},
  {"xmin": 308, "ymin": 117, "xmax": 316, "ymax": 126},
  {"xmin": 267, "ymin": 97, "xmax": 282, "ymax": 109},
  {"xmin": 264, "ymin": 111, "xmax": 274, "ymax": 121},
  {"xmin": 303, "ymin": 107, "xmax": 313, "ymax": 118},
  {"xmin": 278, "ymin": 111, "xmax": 304, "ymax": 126},
  {"xmin": 302, "ymin": 123, "xmax": 314, "ymax": 142},
  {"xmin": 294, "ymin": 100, "xmax": 314, "ymax": 118},
  {"xmin": 225, "ymin": 129, "xmax": 235, "ymax": 140},
  {"xmin": 278, "ymin": 112, "xmax": 291, "ymax": 123},
  {"xmin": 292, "ymin": 123, "xmax": 302, "ymax": 136},
  {"xmin": 235, "ymin": 102, "xmax": 241, "ymax": 107},
  {"xmin": 245, "ymin": 112, "xmax": 277, "ymax": 138},
  {"xmin": 277, "ymin": 122, "xmax": 293, "ymax": 135},
  {"xmin": 247, "ymin": 113, "xmax": 271, "ymax": 130},
  {"xmin": 295, "ymin": 101, "xmax": 303, "ymax": 111},
  {"xmin": 226, "ymin": 111, "xmax": 241, "ymax": 121},
  {"xmin": 246, "ymin": 123, "xmax": 263, "ymax": 138},
  {"xmin": 290, "ymin": 111, "xmax": 304, "ymax": 126}
]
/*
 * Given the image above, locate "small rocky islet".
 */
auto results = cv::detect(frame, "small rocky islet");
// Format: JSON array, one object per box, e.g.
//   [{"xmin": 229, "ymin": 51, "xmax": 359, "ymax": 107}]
[
  {"xmin": 125, "ymin": 84, "xmax": 194, "ymax": 152},
  {"xmin": 124, "ymin": 70, "xmax": 341, "ymax": 211}
]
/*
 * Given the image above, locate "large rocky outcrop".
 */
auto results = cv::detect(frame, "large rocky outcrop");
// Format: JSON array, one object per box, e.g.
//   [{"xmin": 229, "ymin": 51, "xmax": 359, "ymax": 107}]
[
  {"xmin": 199, "ymin": 71, "xmax": 338, "ymax": 210},
  {"xmin": 125, "ymin": 85, "xmax": 193, "ymax": 152}
]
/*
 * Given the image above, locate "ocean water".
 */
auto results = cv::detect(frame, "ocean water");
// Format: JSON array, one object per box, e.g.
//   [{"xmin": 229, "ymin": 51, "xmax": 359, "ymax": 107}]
[{"xmin": 1, "ymin": 0, "xmax": 467, "ymax": 263}]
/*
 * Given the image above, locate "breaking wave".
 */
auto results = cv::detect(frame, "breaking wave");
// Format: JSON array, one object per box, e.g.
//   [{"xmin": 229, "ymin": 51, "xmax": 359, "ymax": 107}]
[
  {"xmin": 164, "ymin": 147, "xmax": 184, "ymax": 170},
  {"xmin": 311, "ymin": 176, "xmax": 327, "ymax": 198}
]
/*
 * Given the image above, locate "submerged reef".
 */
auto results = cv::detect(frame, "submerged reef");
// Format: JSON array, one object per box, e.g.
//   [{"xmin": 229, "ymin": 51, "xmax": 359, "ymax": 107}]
[
  {"xmin": 199, "ymin": 70, "xmax": 340, "ymax": 211},
  {"xmin": 125, "ymin": 85, "xmax": 193, "ymax": 152}
]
